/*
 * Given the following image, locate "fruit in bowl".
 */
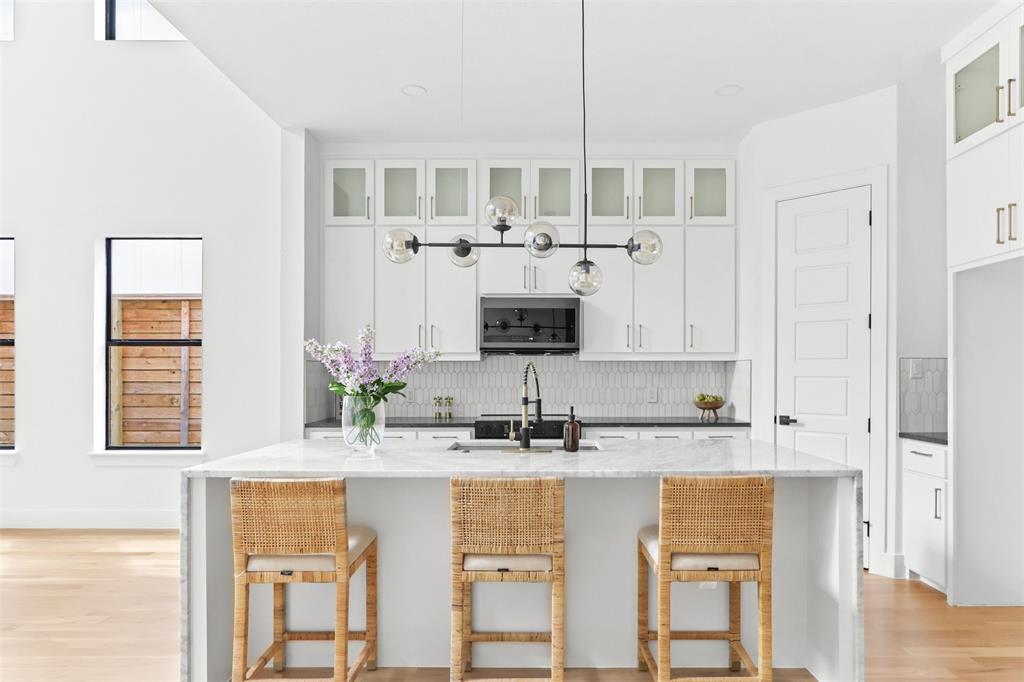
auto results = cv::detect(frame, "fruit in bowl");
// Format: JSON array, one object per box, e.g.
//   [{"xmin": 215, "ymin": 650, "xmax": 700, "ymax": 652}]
[{"xmin": 694, "ymin": 393, "xmax": 726, "ymax": 409}]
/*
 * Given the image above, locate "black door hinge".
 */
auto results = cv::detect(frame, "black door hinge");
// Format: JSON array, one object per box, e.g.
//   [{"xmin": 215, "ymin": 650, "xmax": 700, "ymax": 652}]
[
  {"xmin": 864, "ymin": 520, "xmax": 871, "ymax": 537},
  {"xmin": 868, "ymin": 210, "xmax": 873, "ymax": 226},
  {"xmin": 867, "ymin": 418, "xmax": 871, "ymax": 433}
]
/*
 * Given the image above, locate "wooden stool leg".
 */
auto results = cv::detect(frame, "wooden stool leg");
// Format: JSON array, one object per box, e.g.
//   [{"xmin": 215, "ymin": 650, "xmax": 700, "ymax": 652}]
[
  {"xmin": 551, "ymin": 564, "xmax": 565, "ymax": 682},
  {"xmin": 637, "ymin": 540, "xmax": 649, "ymax": 671},
  {"xmin": 657, "ymin": 576, "xmax": 671, "ymax": 682},
  {"xmin": 729, "ymin": 581, "xmax": 740, "ymax": 672},
  {"xmin": 366, "ymin": 540, "xmax": 378, "ymax": 671},
  {"xmin": 462, "ymin": 582, "xmax": 473, "ymax": 672},
  {"xmin": 451, "ymin": 572, "xmax": 465, "ymax": 682},
  {"xmin": 335, "ymin": 576, "xmax": 348, "ymax": 682},
  {"xmin": 231, "ymin": 581, "xmax": 249, "ymax": 682},
  {"xmin": 758, "ymin": 578, "xmax": 773, "ymax": 682},
  {"xmin": 273, "ymin": 584, "xmax": 285, "ymax": 672}
]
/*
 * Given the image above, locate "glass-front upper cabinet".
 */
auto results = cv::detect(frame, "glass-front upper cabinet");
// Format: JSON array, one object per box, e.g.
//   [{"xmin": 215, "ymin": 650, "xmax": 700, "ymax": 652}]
[
  {"xmin": 634, "ymin": 160, "xmax": 685, "ymax": 226},
  {"xmin": 376, "ymin": 160, "xmax": 426, "ymax": 225},
  {"xmin": 480, "ymin": 161, "xmax": 530, "ymax": 226},
  {"xmin": 324, "ymin": 160, "xmax": 373, "ymax": 226},
  {"xmin": 685, "ymin": 160, "xmax": 735, "ymax": 226},
  {"xmin": 587, "ymin": 161, "xmax": 632, "ymax": 225},
  {"xmin": 427, "ymin": 160, "xmax": 476, "ymax": 226},
  {"xmin": 531, "ymin": 160, "xmax": 579, "ymax": 226}
]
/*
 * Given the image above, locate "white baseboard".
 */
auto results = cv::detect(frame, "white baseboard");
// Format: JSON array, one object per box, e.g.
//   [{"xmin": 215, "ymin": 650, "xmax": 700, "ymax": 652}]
[
  {"xmin": 0, "ymin": 507, "xmax": 179, "ymax": 529},
  {"xmin": 869, "ymin": 551, "xmax": 907, "ymax": 579}
]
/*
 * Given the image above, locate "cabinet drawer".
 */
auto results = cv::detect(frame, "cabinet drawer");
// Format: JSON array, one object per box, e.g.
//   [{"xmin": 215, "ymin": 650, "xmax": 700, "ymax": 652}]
[
  {"xmin": 417, "ymin": 430, "xmax": 471, "ymax": 442},
  {"xmin": 381, "ymin": 430, "xmax": 417, "ymax": 442},
  {"xmin": 307, "ymin": 430, "xmax": 348, "ymax": 441},
  {"xmin": 694, "ymin": 429, "xmax": 749, "ymax": 440},
  {"xmin": 902, "ymin": 439, "xmax": 947, "ymax": 478},
  {"xmin": 583, "ymin": 429, "xmax": 639, "ymax": 441},
  {"xmin": 638, "ymin": 430, "xmax": 693, "ymax": 441}
]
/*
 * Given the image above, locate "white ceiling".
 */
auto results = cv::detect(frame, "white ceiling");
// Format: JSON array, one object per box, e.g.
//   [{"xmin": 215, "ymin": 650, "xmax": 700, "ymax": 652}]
[{"xmin": 152, "ymin": 0, "xmax": 994, "ymax": 143}]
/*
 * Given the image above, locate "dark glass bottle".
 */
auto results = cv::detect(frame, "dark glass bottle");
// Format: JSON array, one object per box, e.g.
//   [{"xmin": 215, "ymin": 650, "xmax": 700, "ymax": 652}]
[{"xmin": 563, "ymin": 406, "xmax": 580, "ymax": 452}]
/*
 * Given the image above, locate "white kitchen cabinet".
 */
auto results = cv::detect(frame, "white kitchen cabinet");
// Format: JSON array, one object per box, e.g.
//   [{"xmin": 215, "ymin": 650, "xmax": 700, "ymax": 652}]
[
  {"xmin": 427, "ymin": 160, "xmax": 476, "ymax": 225},
  {"xmin": 947, "ymin": 134, "xmax": 1015, "ymax": 266},
  {"xmin": 425, "ymin": 227, "xmax": 478, "ymax": 355},
  {"xmin": 530, "ymin": 227, "xmax": 579, "ymax": 295},
  {"xmin": 583, "ymin": 429, "xmax": 639, "ymax": 441},
  {"xmin": 635, "ymin": 228, "xmax": 685, "ymax": 353},
  {"xmin": 417, "ymin": 430, "xmax": 471, "ymax": 442},
  {"xmin": 635, "ymin": 160, "xmax": 685, "ymax": 226},
  {"xmin": 904, "ymin": 470, "xmax": 947, "ymax": 590},
  {"xmin": 587, "ymin": 161, "xmax": 632, "ymax": 225},
  {"xmin": 373, "ymin": 226, "xmax": 425, "ymax": 355},
  {"xmin": 638, "ymin": 430, "xmax": 693, "ymax": 440},
  {"xmin": 685, "ymin": 160, "xmax": 735, "ymax": 225},
  {"xmin": 693, "ymin": 429, "xmax": 749, "ymax": 440},
  {"xmin": 323, "ymin": 227, "xmax": 374, "ymax": 344},
  {"xmin": 531, "ymin": 160, "xmax": 579, "ymax": 226},
  {"xmin": 375, "ymin": 160, "xmax": 425, "ymax": 225},
  {"xmin": 684, "ymin": 227, "xmax": 736, "ymax": 353},
  {"xmin": 325, "ymin": 160, "xmax": 373, "ymax": 226},
  {"xmin": 382, "ymin": 430, "xmax": 418, "ymax": 442},
  {"xmin": 480, "ymin": 161, "xmax": 531, "ymax": 225},
  {"xmin": 478, "ymin": 226, "xmax": 531, "ymax": 295},
  {"xmin": 1011, "ymin": 125, "xmax": 1023, "ymax": 252},
  {"xmin": 581, "ymin": 227, "xmax": 635, "ymax": 354}
]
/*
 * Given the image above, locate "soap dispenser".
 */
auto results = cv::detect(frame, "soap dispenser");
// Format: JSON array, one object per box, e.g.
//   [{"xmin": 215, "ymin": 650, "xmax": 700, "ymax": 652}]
[{"xmin": 563, "ymin": 406, "xmax": 580, "ymax": 453}]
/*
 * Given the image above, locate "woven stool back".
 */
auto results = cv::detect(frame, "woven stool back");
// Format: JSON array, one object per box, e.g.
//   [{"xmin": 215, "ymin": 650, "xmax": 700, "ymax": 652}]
[
  {"xmin": 451, "ymin": 478, "xmax": 564, "ymax": 555},
  {"xmin": 659, "ymin": 475, "xmax": 774, "ymax": 556},
  {"xmin": 230, "ymin": 478, "xmax": 346, "ymax": 560}
]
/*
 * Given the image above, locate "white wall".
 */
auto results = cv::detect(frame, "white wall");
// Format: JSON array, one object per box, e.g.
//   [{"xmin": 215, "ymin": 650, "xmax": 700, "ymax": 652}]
[{"xmin": 0, "ymin": 1, "xmax": 285, "ymax": 527}]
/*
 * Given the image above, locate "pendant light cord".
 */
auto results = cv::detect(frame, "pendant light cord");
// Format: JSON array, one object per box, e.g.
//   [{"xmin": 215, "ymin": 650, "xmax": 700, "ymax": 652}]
[{"xmin": 581, "ymin": 0, "xmax": 588, "ymax": 262}]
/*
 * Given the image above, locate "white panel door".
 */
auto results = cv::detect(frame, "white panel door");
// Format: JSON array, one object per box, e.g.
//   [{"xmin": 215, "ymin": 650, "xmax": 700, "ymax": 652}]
[
  {"xmin": 531, "ymin": 160, "xmax": 579, "ymax": 226},
  {"xmin": 324, "ymin": 160, "xmax": 373, "ymax": 226},
  {"xmin": 480, "ymin": 161, "xmax": 530, "ymax": 225},
  {"xmin": 947, "ymin": 136, "xmax": 1011, "ymax": 266},
  {"xmin": 427, "ymin": 160, "xmax": 476, "ymax": 226},
  {"xmin": 530, "ymin": 226, "xmax": 579, "ymax": 295},
  {"xmin": 478, "ymin": 226, "xmax": 531, "ymax": 295},
  {"xmin": 425, "ymin": 227, "xmax": 478, "ymax": 355},
  {"xmin": 587, "ymin": 160, "xmax": 632, "ymax": 225},
  {"xmin": 634, "ymin": 160, "xmax": 685, "ymax": 226},
  {"xmin": 323, "ymin": 227, "xmax": 374, "ymax": 344},
  {"xmin": 776, "ymin": 186, "xmax": 871, "ymax": 562},
  {"xmin": 373, "ymin": 226, "xmax": 425, "ymax": 355},
  {"xmin": 635, "ymin": 228, "xmax": 686, "ymax": 353},
  {"xmin": 684, "ymin": 227, "xmax": 735, "ymax": 353},
  {"xmin": 375, "ymin": 160, "xmax": 425, "ymax": 226},
  {"xmin": 580, "ymin": 226, "xmax": 633, "ymax": 354}
]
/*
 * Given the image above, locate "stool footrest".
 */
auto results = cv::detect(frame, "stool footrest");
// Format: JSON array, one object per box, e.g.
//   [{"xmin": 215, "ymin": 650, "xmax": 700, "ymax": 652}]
[
  {"xmin": 468, "ymin": 630, "xmax": 552, "ymax": 643},
  {"xmin": 282, "ymin": 630, "xmax": 368, "ymax": 641},
  {"xmin": 646, "ymin": 630, "xmax": 736, "ymax": 641},
  {"xmin": 244, "ymin": 642, "xmax": 281, "ymax": 679}
]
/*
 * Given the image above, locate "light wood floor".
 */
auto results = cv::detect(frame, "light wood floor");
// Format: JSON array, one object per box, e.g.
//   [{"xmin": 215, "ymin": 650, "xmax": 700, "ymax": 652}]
[{"xmin": 1, "ymin": 530, "xmax": 1021, "ymax": 681}]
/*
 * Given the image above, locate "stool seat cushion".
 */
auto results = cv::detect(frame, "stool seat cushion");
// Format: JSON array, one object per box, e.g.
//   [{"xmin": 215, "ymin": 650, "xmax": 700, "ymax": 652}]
[
  {"xmin": 638, "ymin": 525, "xmax": 760, "ymax": 571},
  {"xmin": 463, "ymin": 553, "xmax": 553, "ymax": 572},
  {"xmin": 246, "ymin": 526, "xmax": 376, "ymax": 572}
]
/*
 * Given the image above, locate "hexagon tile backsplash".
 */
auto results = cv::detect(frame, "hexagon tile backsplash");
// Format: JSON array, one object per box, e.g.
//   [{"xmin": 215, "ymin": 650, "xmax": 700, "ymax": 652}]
[
  {"xmin": 316, "ymin": 355, "xmax": 730, "ymax": 420},
  {"xmin": 899, "ymin": 357, "xmax": 948, "ymax": 433}
]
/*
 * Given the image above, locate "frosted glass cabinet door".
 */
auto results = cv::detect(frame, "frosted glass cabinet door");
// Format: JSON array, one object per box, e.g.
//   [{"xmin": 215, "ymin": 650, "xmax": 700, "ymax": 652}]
[
  {"xmin": 685, "ymin": 160, "xmax": 735, "ymax": 226},
  {"xmin": 427, "ymin": 160, "xmax": 476, "ymax": 225},
  {"xmin": 531, "ymin": 160, "xmax": 579, "ymax": 226},
  {"xmin": 634, "ymin": 161, "xmax": 684, "ymax": 226},
  {"xmin": 480, "ymin": 161, "xmax": 530, "ymax": 225},
  {"xmin": 375, "ymin": 160, "xmax": 425, "ymax": 225},
  {"xmin": 954, "ymin": 45, "xmax": 1001, "ymax": 144},
  {"xmin": 324, "ymin": 160, "xmax": 373, "ymax": 226},
  {"xmin": 587, "ymin": 161, "xmax": 631, "ymax": 225}
]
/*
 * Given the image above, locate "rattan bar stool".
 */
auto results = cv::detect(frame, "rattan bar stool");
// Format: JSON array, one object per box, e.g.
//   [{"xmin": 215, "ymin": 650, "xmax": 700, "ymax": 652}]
[
  {"xmin": 449, "ymin": 477, "xmax": 566, "ymax": 682},
  {"xmin": 637, "ymin": 476, "xmax": 774, "ymax": 682},
  {"xmin": 229, "ymin": 478, "xmax": 378, "ymax": 682}
]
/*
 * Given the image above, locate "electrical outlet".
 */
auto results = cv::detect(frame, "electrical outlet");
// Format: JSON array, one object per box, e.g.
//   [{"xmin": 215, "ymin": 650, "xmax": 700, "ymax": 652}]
[
  {"xmin": 646, "ymin": 388, "xmax": 658, "ymax": 403},
  {"xmin": 910, "ymin": 359, "xmax": 924, "ymax": 379}
]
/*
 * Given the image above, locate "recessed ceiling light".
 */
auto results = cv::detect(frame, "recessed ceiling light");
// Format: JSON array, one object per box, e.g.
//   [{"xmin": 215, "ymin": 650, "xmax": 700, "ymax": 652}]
[
  {"xmin": 715, "ymin": 84, "xmax": 744, "ymax": 97},
  {"xmin": 400, "ymin": 84, "xmax": 428, "ymax": 97}
]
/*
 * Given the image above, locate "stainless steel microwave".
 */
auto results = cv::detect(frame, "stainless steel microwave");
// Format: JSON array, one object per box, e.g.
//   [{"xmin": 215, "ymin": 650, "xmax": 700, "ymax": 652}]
[{"xmin": 479, "ymin": 297, "xmax": 580, "ymax": 354}]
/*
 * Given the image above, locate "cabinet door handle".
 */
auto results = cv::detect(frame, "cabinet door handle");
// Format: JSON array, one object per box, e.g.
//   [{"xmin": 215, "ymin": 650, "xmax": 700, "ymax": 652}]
[
  {"xmin": 689, "ymin": 323, "xmax": 695, "ymax": 349},
  {"xmin": 996, "ymin": 85, "xmax": 1005, "ymax": 123},
  {"xmin": 997, "ymin": 207, "xmax": 1006, "ymax": 245},
  {"xmin": 417, "ymin": 195, "xmax": 422, "ymax": 219},
  {"xmin": 533, "ymin": 266, "xmax": 538, "ymax": 290},
  {"xmin": 523, "ymin": 265, "xmax": 529, "ymax": 290},
  {"xmin": 934, "ymin": 488, "xmax": 942, "ymax": 520},
  {"xmin": 418, "ymin": 324, "xmax": 423, "ymax": 347},
  {"xmin": 523, "ymin": 195, "xmax": 528, "ymax": 222},
  {"xmin": 430, "ymin": 195, "xmax": 435, "ymax": 220},
  {"xmin": 366, "ymin": 196, "xmax": 371, "ymax": 219},
  {"xmin": 638, "ymin": 195, "xmax": 643, "ymax": 220},
  {"xmin": 689, "ymin": 195, "xmax": 694, "ymax": 219},
  {"xmin": 430, "ymin": 324, "xmax": 436, "ymax": 348},
  {"xmin": 1009, "ymin": 203, "xmax": 1017, "ymax": 241},
  {"xmin": 1008, "ymin": 78, "xmax": 1016, "ymax": 117},
  {"xmin": 626, "ymin": 324, "xmax": 632, "ymax": 349},
  {"xmin": 625, "ymin": 194, "xmax": 630, "ymax": 220},
  {"xmin": 910, "ymin": 450, "xmax": 934, "ymax": 458},
  {"xmin": 534, "ymin": 195, "xmax": 539, "ymax": 219},
  {"xmin": 638, "ymin": 323, "xmax": 644, "ymax": 349}
]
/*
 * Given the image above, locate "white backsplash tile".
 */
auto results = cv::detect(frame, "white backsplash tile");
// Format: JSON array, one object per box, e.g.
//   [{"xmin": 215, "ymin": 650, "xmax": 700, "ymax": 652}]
[{"xmin": 899, "ymin": 357, "xmax": 947, "ymax": 433}]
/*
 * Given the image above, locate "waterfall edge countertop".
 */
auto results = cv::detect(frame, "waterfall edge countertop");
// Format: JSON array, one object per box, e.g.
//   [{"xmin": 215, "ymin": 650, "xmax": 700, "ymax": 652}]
[
  {"xmin": 304, "ymin": 416, "xmax": 752, "ymax": 430},
  {"xmin": 183, "ymin": 437, "xmax": 855, "ymax": 480}
]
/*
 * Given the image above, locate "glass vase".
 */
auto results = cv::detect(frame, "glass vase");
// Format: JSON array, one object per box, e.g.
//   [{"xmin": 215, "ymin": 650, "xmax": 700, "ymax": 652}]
[{"xmin": 341, "ymin": 395, "xmax": 386, "ymax": 454}]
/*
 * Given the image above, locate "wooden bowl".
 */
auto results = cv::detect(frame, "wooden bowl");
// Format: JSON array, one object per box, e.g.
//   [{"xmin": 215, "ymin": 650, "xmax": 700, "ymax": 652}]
[{"xmin": 693, "ymin": 398, "xmax": 726, "ymax": 410}]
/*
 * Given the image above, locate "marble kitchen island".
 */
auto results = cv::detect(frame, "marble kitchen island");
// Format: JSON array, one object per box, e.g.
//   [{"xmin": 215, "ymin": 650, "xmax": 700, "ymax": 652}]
[{"xmin": 181, "ymin": 438, "xmax": 862, "ymax": 681}]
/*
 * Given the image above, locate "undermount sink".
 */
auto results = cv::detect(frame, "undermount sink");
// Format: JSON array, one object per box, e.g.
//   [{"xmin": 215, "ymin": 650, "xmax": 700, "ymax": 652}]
[{"xmin": 447, "ymin": 440, "xmax": 600, "ymax": 454}]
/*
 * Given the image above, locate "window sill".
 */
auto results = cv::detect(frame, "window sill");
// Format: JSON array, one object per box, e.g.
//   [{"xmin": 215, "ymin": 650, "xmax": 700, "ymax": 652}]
[{"xmin": 90, "ymin": 450, "xmax": 207, "ymax": 467}]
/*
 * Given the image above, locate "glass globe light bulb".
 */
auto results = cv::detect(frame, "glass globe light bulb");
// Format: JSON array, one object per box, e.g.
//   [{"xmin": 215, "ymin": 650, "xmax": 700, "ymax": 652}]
[
  {"xmin": 447, "ymin": 234, "xmax": 480, "ymax": 268},
  {"xmin": 523, "ymin": 221, "xmax": 560, "ymax": 258},
  {"xmin": 484, "ymin": 195, "xmax": 519, "ymax": 229},
  {"xmin": 381, "ymin": 228, "xmax": 418, "ymax": 264},
  {"xmin": 568, "ymin": 258, "xmax": 603, "ymax": 296},
  {"xmin": 629, "ymin": 229, "xmax": 664, "ymax": 265}
]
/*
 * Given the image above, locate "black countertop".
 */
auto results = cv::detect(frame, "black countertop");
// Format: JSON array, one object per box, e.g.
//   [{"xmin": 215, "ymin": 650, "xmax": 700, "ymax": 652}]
[
  {"xmin": 899, "ymin": 431, "xmax": 948, "ymax": 446},
  {"xmin": 306, "ymin": 416, "xmax": 751, "ymax": 430}
]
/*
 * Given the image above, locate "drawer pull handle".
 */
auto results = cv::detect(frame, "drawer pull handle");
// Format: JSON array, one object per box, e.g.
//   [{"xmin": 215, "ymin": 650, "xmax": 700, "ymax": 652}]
[
  {"xmin": 599, "ymin": 435, "xmax": 626, "ymax": 439},
  {"xmin": 432, "ymin": 435, "xmax": 458, "ymax": 440},
  {"xmin": 654, "ymin": 435, "xmax": 679, "ymax": 439},
  {"xmin": 910, "ymin": 450, "xmax": 934, "ymax": 458},
  {"xmin": 707, "ymin": 435, "xmax": 733, "ymax": 439}
]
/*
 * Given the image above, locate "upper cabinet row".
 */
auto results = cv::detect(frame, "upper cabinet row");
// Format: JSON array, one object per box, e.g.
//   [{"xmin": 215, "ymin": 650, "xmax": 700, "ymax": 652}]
[
  {"xmin": 325, "ymin": 159, "xmax": 734, "ymax": 227},
  {"xmin": 947, "ymin": 5, "xmax": 1023, "ymax": 158}
]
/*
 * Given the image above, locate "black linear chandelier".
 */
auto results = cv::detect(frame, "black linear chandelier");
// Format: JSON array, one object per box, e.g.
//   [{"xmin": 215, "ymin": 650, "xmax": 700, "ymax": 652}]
[{"xmin": 381, "ymin": 0, "xmax": 663, "ymax": 296}]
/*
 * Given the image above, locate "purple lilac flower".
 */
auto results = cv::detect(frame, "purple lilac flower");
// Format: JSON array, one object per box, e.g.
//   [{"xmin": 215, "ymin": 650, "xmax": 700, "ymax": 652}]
[{"xmin": 304, "ymin": 325, "xmax": 438, "ymax": 396}]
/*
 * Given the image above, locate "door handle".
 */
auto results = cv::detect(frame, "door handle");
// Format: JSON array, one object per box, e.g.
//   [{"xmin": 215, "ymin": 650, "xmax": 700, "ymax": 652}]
[
  {"xmin": 638, "ymin": 195, "xmax": 643, "ymax": 220},
  {"xmin": 638, "ymin": 323, "xmax": 644, "ymax": 349},
  {"xmin": 997, "ymin": 207, "xmax": 1006, "ymax": 245},
  {"xmin": 689, "ymin": 323, "xmax": 695, "ymax": 349},
  {"xmin": 625, "ymin": 194, "xmax": 630, "ymax": 220},
  {"xmin": 523, "ymin": 195, "xmax": 528, "ymax": 222},
  {"xmin": 417, "ymin": 195, "xmax": 422, "ymax": 220},
  {"xmin": 934, "ymin": 488, "xmax": 942, "ymax": 520},
  {"xmin": 430, "ymin": 324, "xmax": 436, "ymax": 349},
  {"xmin": 430, "ymin": 195, "xmax": 435, "ymax": 220},
  {"xmin": 1009, "ymin": 203, "xmax": 1017, "ymax": 241},
  {"xmin": 689, "ymin": 195, "xmax": 694, "ymax": 219},
  {"xmin": 997, "ymin": 85, "xmax": 1005, "ymax": 123},
  {"xmin": 1009, "ymin": 78, "xmax": 1017, "ymax": 117},
  {"xmin": 534, "ymin": 195, "xmax": 539, "ymax": 219},
  {"xmin": 533, "ymin": 266, "xmax": 538, "ymax": 290},
  {"xmin": 418, "ymin": 324, "xmax": 423, "ymax": 347},
  {"xmin": 523, "ymin": 265, "xmax": 529, "ymax": 290},
  {"xmin": 777, "ymin": 415, "xmax": 798, "ymax": 426},
  {"xmin": 626, "ymin": 324, "xmax": 632, "ymax": 349},
  {"xmin": 366, "ymin": 196, "xmax": 370, "ymax": 219}
]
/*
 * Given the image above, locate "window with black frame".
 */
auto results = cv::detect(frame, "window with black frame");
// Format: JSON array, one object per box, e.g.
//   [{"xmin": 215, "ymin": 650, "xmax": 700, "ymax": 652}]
[
  {"xmin": 106, "ymin": 238, "xmax": 202, "ymax": 450},
  {"xmin": 0, "ymin": 238, "xmax": 13, "ymax": 448}
]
